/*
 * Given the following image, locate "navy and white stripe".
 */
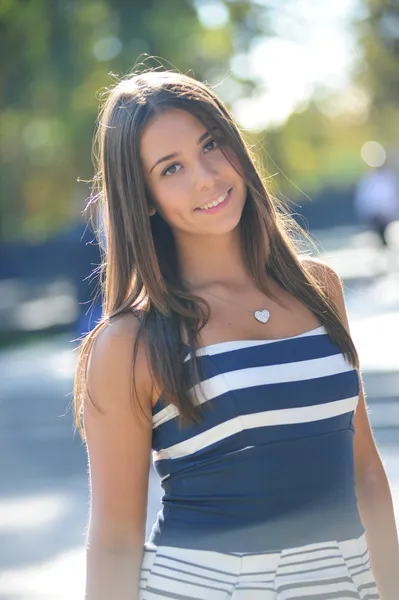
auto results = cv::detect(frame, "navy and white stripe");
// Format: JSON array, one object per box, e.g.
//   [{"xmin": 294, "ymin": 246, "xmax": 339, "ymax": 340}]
[
  {"xmin": 140, "ymin": 532, "xmax": 379, "ymax": 599},
  {"xmin": 142, "ymin": 325, "xmax": 379, "ymax": 597}
]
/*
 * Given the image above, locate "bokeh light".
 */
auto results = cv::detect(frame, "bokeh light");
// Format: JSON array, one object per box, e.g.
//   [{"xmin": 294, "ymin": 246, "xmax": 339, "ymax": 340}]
[{"xmin": 360, "ymin": 140, "xmax": 387, "ymax": 167}]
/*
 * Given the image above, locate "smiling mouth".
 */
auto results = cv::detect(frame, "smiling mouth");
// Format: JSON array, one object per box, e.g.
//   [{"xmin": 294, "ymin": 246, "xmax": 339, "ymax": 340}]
[{"xmin": 195, "ymin": 188, "xmax": 232, "ymax": 211}]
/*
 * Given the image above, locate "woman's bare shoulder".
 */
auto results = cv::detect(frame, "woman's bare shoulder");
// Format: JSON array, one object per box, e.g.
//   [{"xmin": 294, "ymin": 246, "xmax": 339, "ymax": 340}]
[
  {"xmin": 87, "ymin": 311, "xmax": 153, "ymax": 414},
  {"xmin": 299, "ymin": 254, "xmax": 340, "ymax": 278},
  {"xmin": 99, "ymin": 310, "xmax": 142, "ymax": 338}
]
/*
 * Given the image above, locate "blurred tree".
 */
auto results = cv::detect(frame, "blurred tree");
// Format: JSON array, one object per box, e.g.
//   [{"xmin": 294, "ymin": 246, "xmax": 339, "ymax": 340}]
[
  {"xmin": 0, "ymin": 0, "xmax": 268, "ymax": 242},
  {"xmin": 261, "ymin": 102, "xmax": 376, "ymax": 198},
  {"xmin": 2, "ymin": 0, "xmax": 398, "ymax": 242},
  {"xmin": 254, "ymin": 0, "xmax": 399, "ymax": 200},
  {"xmin": 356, "ymin": 0, "xmax": 399, "ymax": 143}
]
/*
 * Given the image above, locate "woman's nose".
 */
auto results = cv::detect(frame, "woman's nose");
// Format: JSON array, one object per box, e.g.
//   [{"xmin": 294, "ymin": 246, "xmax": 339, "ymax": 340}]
[{"xmin": 193, "ymin": 157, "xmax": 217, "ymax": 191}]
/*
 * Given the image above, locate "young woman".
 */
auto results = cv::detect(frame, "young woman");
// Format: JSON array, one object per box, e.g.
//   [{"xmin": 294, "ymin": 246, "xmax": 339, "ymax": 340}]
[{"xmin": 74, "ymin": 69, "xmax": 399, "ymax": 599}]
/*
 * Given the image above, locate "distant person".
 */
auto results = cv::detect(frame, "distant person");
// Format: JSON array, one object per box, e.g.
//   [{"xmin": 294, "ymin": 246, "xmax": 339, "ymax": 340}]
[
  {"xmin": 354, "ymin": 163, "xmax": 399, "ymax": 247},
  {"xmin": 74, "ymin": 69, "xmax": 397, "ymax": 599}
]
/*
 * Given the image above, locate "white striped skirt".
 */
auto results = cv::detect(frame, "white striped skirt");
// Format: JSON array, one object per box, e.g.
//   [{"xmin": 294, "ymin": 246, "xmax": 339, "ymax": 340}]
[{"xmin": 139, "ymin": 532, "xmax": 379, "ymax": 599}]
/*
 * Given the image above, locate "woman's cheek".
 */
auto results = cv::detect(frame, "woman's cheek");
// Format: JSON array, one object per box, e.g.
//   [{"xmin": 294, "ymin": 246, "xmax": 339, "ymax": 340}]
[{"xmin": 155, "ymin": 187, "xmax": 181, "ymax": 218}]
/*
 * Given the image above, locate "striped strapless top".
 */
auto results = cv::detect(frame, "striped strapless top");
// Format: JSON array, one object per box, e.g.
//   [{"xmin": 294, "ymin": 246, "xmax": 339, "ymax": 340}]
[{"xmin": 148, "ymin": 325, "xmax": 365, "ymax": 553}]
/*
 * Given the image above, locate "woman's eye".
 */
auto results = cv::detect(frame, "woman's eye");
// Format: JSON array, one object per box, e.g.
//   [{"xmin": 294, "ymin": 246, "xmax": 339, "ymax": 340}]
[
  {"xmin": 203, "ymin": 139, "xmax": 218, "ymax": 153},
  {"xmin": 162, "ymin": 163, "xmax": 181, "ymax": 176},
  {"xmin": 161, "ymin": 141, "xmax": 218, "ymax": 176}
]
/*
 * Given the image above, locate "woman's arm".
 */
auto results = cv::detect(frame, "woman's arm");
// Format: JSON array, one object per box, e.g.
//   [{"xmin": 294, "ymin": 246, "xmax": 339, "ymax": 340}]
[
  {"xmin": 304, "ymin": 257, "xmax": 399, "ymax": 599},
  {"xmin": 83, "ymin": 313, "xmax": 154, "ymax": 600},
  {"xmin": 354, "ymin": 384, "xmax": 399, "ymax": 599}
]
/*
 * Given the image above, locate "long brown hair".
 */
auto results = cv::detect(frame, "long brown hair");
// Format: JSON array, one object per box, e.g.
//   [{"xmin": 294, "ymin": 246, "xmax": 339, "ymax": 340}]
[{"xmin": 73, "ymin": 67, "xmax": 359, "ymax": 437}]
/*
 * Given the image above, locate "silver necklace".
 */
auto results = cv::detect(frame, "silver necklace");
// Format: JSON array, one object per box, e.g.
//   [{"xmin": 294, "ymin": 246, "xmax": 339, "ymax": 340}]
[{"xmin": 190, "ymin": 285, "xmax": 271, "ymax": 324}]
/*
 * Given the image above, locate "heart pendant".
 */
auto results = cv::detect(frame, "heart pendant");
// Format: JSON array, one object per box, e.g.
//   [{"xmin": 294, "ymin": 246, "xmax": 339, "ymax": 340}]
[{"xmin": 254, "ymin": 309, "xmax": 270, "ymax": 324}]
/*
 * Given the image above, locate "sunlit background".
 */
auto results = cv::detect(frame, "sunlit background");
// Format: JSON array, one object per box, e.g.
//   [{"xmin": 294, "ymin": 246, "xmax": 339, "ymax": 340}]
[{"xmin": 1, "ymin": 0, "xmax": 399, "ymax": 598}]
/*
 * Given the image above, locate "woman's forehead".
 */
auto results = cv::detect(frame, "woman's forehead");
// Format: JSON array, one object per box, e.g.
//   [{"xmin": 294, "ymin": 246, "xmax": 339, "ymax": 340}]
[
  {"xmin": 140, "ymin": 110, "xmax": 208, "ymax": 167},
  {"xmin": 143, "ymin": 109, "xmax": 205, "ymax": 141}
]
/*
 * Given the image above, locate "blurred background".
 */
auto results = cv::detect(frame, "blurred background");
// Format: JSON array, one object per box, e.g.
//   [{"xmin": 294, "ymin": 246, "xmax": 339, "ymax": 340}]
[{"xmin": 1, "ymin": 0, "xmax": 399, "ymax": 598}]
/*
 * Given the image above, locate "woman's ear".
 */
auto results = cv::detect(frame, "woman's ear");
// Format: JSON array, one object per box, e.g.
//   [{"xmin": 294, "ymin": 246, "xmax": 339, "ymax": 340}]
[{"xmin": 149, "ymin": 207, "xmax": 156, "ymax": 217}]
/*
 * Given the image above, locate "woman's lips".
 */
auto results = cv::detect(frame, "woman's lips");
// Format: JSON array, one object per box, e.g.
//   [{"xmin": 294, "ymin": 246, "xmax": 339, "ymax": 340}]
[{"xmin": 195, "ymin": 188, "xmax": 232, "ymax": 214}]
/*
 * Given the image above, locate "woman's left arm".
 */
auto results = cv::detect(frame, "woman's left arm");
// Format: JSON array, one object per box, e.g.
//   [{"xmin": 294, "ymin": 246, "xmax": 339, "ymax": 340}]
[
  {"xmin": 353, "ymin": 383, "xmax": 399, "ymax": 599},
  {"xmin": 306, "ymin": 257, "xmax": 399, "ymax": 598}
]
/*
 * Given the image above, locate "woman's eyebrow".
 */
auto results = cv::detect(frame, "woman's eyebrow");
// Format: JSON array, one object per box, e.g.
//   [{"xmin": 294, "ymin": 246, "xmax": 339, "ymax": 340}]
[{"xmin": 149, "ymin": 131, "xmax": 211, "ymax": 173}]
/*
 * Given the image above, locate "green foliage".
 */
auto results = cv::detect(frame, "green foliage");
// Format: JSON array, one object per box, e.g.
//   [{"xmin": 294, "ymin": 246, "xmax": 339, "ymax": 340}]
[
  {"xmin": 355, "ymin": 0, "xmax": 399, "ymax": 141},
  {"xmin": 1, "ymin": 0, "xmax": 398, "ymax": 241},
  {"xmin": 263, "ymin": 104, "xmax": 374, "ymax": 198},
  {"xmin": 0, "ymin": 0, "xmax": 260, "ymax": 241},
  {"xmin": 257, "ymin": 0, "xmax": 399, "ymax": 200}
]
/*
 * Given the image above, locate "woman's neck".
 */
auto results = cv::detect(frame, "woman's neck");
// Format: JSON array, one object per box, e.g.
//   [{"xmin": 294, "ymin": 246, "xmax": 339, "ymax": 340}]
[{"xmin": 175, "ymin": 228, "xmax": 251, "ymax": 290}]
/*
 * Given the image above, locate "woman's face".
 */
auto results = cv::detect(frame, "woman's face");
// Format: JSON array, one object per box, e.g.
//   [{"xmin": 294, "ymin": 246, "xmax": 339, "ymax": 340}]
[{"xmin": 140, "ymin": 109, "xmax": 247, "ymax": 239}]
